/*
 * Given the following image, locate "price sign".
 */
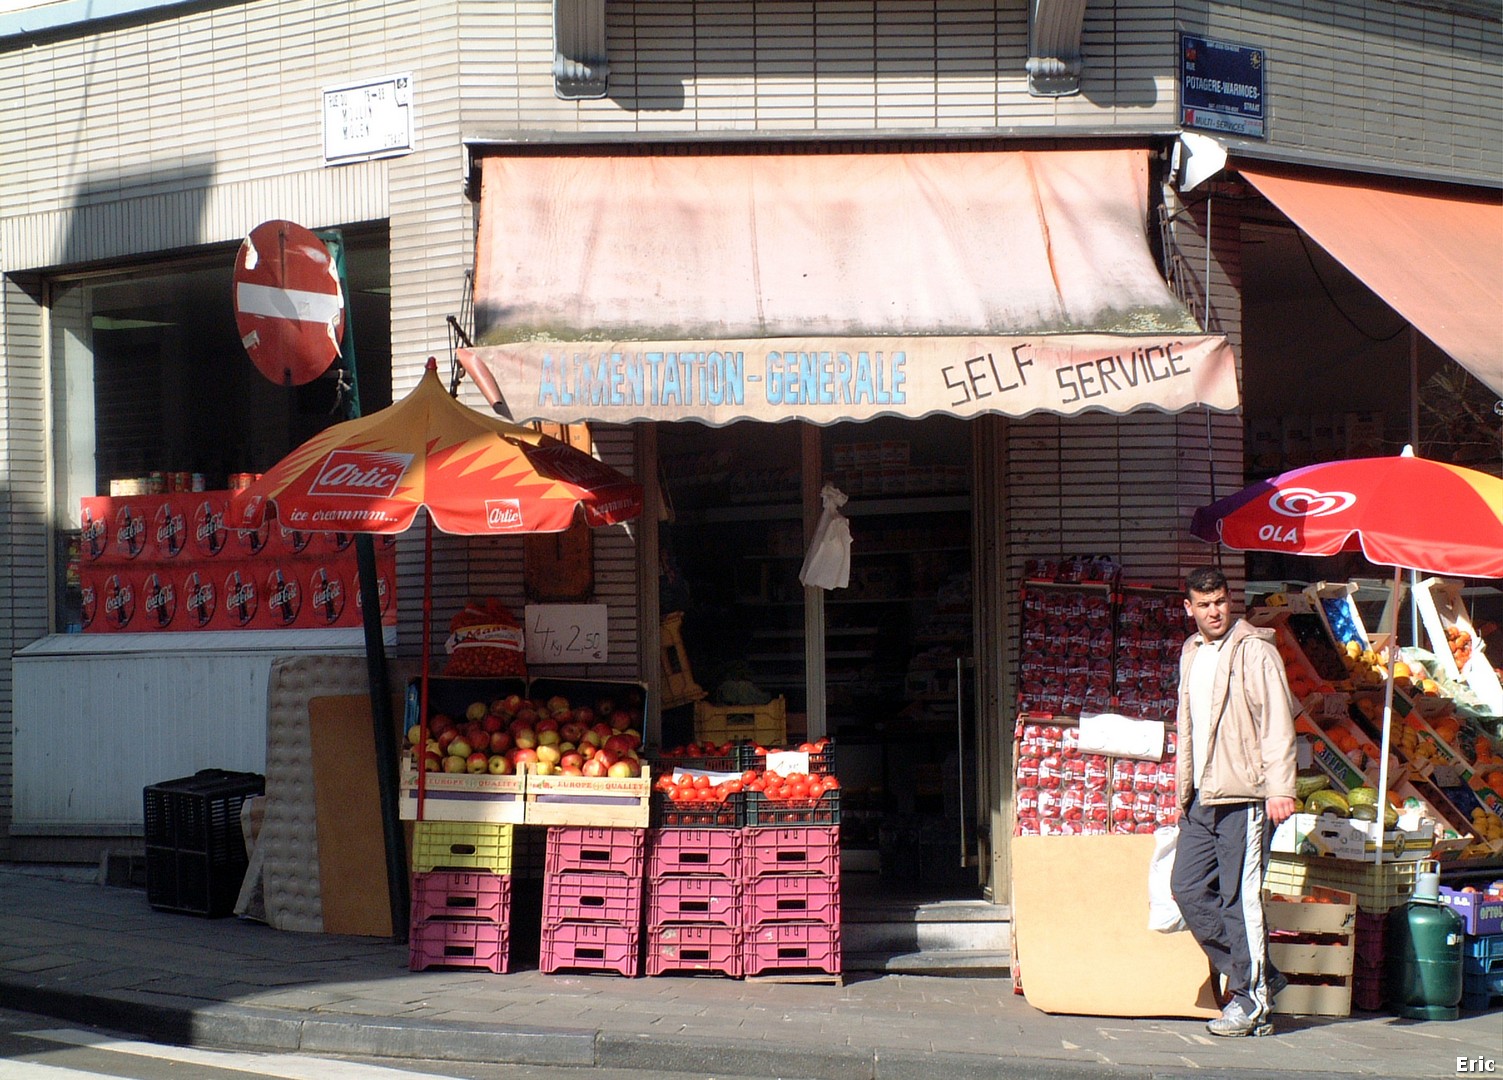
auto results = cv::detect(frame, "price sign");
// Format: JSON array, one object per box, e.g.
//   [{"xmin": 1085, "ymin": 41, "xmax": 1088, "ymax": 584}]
[{"xmin": 524, "ymin": 604, "xmax": 608, "ymax": 664}]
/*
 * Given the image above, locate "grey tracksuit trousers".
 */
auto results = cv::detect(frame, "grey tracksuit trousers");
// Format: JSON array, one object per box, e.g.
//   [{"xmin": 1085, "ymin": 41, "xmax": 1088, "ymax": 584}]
[{"xmin": 1170, "ymin": 792, "xmax": 1278, "ymax": 1020}]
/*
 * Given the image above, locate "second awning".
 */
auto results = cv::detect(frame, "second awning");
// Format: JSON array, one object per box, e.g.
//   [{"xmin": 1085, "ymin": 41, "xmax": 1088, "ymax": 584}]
[
  {"xmin": 1238, "ymin": 162, "xmax": 1503, "ymax": 396},
  {"xmin": 464, "ymin": 147, "xmax": 1239, "ymax": 424}
]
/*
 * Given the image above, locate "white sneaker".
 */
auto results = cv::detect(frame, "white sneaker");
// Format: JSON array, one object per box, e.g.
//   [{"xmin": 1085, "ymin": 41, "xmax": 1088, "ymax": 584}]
[{"xmin": 1206, "ymin": 1000, "xmax": 1274, "ymax": 1037}]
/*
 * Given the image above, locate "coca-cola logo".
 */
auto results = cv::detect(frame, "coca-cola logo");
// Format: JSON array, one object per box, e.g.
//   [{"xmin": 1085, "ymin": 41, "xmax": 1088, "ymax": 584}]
[
  {"xmin": 79, "ymin": 583, "xmax": 97, "ymax": 628},
  {"xmin": 306, "ymin": 450, "xmax": 413, "ymax": 498},
  {"xmin": 310, "ymin": 567, "xmax": 345, "ymax": 624},
  {"xmin": 184, "ymin": 571, "xmax": 216, "ymax": 628},
  {"xmin": 145, "ymin": 572, "xmax": 177, "ymax": 628},
  {"xmin": 193, "ymin": 500, "xmax": 227, "ymax": 557},
  {"xmin": 81, "ymin": 508, "xmax": 107, "ymax": 560},
  {"xmin": 266, "ymin": 569, "xmax": 300, "ymax": 625},
  {"xmin": 354, "ymin": 574, "xmax": 391, "ymax": 615},
  {"xmin": 224, "ymin": 570, "xmax": 258, "ymax": 626},
  {"xmin": 153, "ymin": 503, "xmax": 186, "ymax": 559},
  {"xmin": 104, "ymin": 573, "xmax": 135, "ymax": 628},
  {"xmin": 279, "ymin": 522, "xmax": 312, "ymax": 554},
  {"xmin": 485, "ymin": 498, "xmax": 524, "ymax": 531},
  {"xmin": 236, "ymin": 517, "xmax": 270, "ymax": 556},
  {"xmin": 115, "ymin": 505, "xmax": 145, "ymax": 559}
]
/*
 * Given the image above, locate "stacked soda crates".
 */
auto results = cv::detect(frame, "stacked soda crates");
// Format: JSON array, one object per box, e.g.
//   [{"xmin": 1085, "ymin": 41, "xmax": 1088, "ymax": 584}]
[
  {"xmin": 645, "ymin": 827, "xmax": 744, "ymax": 977},
  {"xmin": 741, "ymin": 822, "xmax": 842, "ymax": 977},
  {"xmin": 1441, "ymin": 884, "xmax": 1503, "ymax": 1011},
  {"xmin": 1352, "ymin": 910, "xmax": 1386, "ymax": 1010},
  {"xmin": 539, "ymin": 826, "xmax": 646, "ymax": 977},
  {"xmin": 409, "ymin": 820, "xmax": 518, "ymax": 974}
]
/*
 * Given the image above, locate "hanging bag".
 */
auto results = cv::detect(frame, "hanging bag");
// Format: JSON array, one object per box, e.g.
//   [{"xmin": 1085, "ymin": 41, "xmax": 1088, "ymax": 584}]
[
  {"xmin": 1147, "ymin": 824, "xmax": 1189, "ymax": 932},
  {"xmin": 798, "ymin": 483, "xmax": 852, "ymax": 591}
]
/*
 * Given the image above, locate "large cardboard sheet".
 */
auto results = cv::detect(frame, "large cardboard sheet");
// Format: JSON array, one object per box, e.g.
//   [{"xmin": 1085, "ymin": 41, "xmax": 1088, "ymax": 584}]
[{"xmin": 1012, "ymin": 835, "xmax": 1220, "ymax": 1017}]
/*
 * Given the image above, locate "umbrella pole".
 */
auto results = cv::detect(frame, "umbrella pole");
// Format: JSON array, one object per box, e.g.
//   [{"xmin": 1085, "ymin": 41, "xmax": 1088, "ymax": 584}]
[
  {"xmin": 419, "ymin": 515, "xmax": 434, "ymax": 824},
  {"xmin": 355, "ymin": 533, "xmax": 410, "ymax": 942},
  {"xmin": 1374, "ymin": 564, "xmax": 1403, "ymax": 868}
]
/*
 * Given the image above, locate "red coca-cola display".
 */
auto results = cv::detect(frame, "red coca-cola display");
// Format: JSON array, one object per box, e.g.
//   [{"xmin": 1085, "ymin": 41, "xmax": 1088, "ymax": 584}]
[{"xmin": 77, "ymin": 491, "xmax": 394, "ymax": 633}]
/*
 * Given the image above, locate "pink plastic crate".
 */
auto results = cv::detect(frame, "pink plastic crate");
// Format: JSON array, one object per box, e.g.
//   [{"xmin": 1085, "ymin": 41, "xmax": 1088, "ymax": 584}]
[
  {"xmin": 648, "ymin": 828, "xmax": 741, "ymax": 879},
  {"xmin": 543, "ymin": 869, "xmax": 643, "ymax": 926},
  {"xmin": 743, "ymin": 873, "xmax": 840, "ymax": 926},
  {"xmin": 540, "ymin": 920, "xmax": 640, "ymax": 977},
  {"xmin": 740, "ymin": 826, "xmax": 840, "ymax": 880},
  {"xmin": 409, "ymin": 918, "xmax": 509, "ymax": 974},
  {"xmin": 411, "ymin": 870, "xmax": 511, "ymax": 924},
  {"xmin": 647, "ymin": 874, "xmax": 741, "ymax": 926},
  {"xmin": 646, "ymin": 923, "xmax": 743, "ymax": 977},
  {"xmin": 545, "ymin": 826, "xmax": 646, "ymax": 877},
  {"xmin": 742, "ymin": 921, "xmax": 841, "ymax": 977}
]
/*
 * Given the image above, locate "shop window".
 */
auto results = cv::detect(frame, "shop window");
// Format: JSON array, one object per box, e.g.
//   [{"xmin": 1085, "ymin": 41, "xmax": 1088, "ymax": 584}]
[{"xmin": 47, "ymin": 228, "xmax": 391, "ymax": 632}]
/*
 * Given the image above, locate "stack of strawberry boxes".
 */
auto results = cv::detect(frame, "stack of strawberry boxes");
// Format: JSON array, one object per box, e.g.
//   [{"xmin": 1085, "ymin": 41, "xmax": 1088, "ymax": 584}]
[
  {"xmin": 408, "ymin": 821, "xmax": 519, "ymax": 973},
  {"xmin": 539, "ymin": 826, "xmax": 646, "ymax": 977},
  {"xmin": 645, "ymin": 827, "xmax": 744, "ymax": 977}
]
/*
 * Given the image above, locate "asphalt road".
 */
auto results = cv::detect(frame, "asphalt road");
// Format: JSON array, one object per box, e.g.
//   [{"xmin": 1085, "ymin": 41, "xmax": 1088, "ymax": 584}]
[{"xmin": 0, "ymin": 1009, "xmax": 767, "ymax": 1080}]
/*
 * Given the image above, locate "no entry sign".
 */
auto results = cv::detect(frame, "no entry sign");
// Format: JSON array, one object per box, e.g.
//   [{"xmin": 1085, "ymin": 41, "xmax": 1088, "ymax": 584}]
[{"xmin": 234, "ymin": 220, "xmax": 345, "ymax": 386}]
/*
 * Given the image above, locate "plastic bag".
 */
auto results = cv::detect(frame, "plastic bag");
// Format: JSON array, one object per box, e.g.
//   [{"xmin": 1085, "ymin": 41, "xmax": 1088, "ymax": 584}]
[
  {"xmin": 1147, "ymin": 825, "xmax": 1188, "ymax": 932},
  {"xmin": 798, "ymin": 483, "xmax": 852, "ymax": 590}
]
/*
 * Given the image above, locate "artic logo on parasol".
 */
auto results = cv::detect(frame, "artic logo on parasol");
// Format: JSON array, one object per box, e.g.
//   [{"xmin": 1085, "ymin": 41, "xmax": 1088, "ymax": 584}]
[
  {"xmin": 485, "ymin": 498, "xmax": 525, "ymax": 531},
  {"xmin": 308, "ymin": 450, "xmax": 414, "ymax": 498},
  {"xmin": 1268, "ymin": 488, "xmax": 1357, "ymax": 518}
]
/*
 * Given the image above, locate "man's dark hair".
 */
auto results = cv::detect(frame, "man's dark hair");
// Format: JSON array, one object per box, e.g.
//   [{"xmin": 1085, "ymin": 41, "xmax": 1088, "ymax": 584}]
[{"xmin": 1185, "ymin": 566, "xmax": 1229, "ymax": 597}]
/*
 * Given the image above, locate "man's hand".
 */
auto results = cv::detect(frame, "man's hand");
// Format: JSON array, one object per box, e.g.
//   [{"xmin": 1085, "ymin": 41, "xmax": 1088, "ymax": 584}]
[{"xmin": 1266, "ymin": 796, "xmax": 1297, "ymax": 824}]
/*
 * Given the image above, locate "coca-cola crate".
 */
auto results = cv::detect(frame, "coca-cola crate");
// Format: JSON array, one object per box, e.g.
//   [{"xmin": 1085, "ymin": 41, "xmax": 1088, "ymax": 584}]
[
  {"xmin": 648, "ymin": 828, "xmax": 741, "ymax": 879},
  {"xmin": 736, "ymin": 741, "xmax": 835, "ymax": 775},
  {"xmin": 543, "ymin": 869, "xmax": 643, "ymax": 926},
  {"xmin": 143, "ymin": 769, "xmax": 264, "ymax": 917},
  {"xmin": 411, "ymin": 870, "xmax": 511, "ymax": 924},
  {"xmin": 648, "ymin": 874, "xmax": 741, "ymax": 926},
  {"xmin": 545, "ymin": 826, "xmax": 646, "ymax": 877},
  {"xmin": 652, "ymin": 790, "xmax": 744, "ymax": 829},
  {"xmin": 540, "ymin": 920, "xmax": 640, "ymax": 977},
  {"xmin": 411, "ymin": 820, "xmax": 515, "ymax": 875},
  {"xmin": 742, "ymin": 790, "xmax": 839, "ymax": 828},
  {"xmin": 646, "ymin": 924, "xmax": 743, "ymax": 977},
  {"xmin": 743, "ymin": 873, "xmax": 840, "ymax": 926},
  {"xmin": 409, "ymin": 918, "xmax": 509, "ymax": 974},
  {"xmin": 742, "ymin": 921, "xmax": 842, "ymax": 978},
  {"xmin": 740, "ymin": 826, "xmax": 841, "ymax": 880}
]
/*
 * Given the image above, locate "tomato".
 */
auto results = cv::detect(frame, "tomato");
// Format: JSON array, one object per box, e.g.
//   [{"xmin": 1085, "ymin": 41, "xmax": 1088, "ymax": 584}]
[
  {"xmin": 692, "ymin": 774, "xmax": 711, "ymax": 789},
  {"xmin": 747, "ymin": 777, "xmax": 767, "ymax": 792}
]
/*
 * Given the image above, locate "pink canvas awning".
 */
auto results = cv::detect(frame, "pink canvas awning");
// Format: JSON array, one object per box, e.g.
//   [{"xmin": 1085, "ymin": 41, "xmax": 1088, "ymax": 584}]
[
  {"xmin": 465, "ymin": 147, "xmax": 1239, "ymax": 425},
  {"xmin": 1239, "ymin": 163, "xmax": 1503, "ymax": 396}
]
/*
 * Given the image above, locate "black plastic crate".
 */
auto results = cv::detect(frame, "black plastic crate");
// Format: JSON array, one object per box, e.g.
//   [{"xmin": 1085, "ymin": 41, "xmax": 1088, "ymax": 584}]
[
  {"xmin": 742, "ymin": 790, "xmax": 840, "ymax": 828},
  {"xmin": 651, "ymin": 790, "xmax": 744, "ymax": 829},
  {"xmin": 143, "ymin": 769, "xmax": 263, "ymax": 917},
  {"xmin": 736, "ymin": 741, "xmax": 835, "ymax": 775}
]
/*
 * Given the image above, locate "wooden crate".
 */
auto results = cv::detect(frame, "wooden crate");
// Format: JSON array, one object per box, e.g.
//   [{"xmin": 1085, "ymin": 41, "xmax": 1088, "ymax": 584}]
[
  {"xmin": 1265, "ymin": 885, "xmax": 1356, "ymax": 1018},
  {"xmin": 399, "ymin": 759, "xmax": 526, "ymax": 823},
  {"xmin": 523, "ymin": 768, "xmax": 652, "ymax": 828}
]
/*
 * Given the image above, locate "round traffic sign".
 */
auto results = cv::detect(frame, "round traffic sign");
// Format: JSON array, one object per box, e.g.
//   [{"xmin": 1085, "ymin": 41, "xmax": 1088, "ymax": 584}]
[{"xmin": 233, "ymin": 220, "xmax": 345, "ymax": 386}]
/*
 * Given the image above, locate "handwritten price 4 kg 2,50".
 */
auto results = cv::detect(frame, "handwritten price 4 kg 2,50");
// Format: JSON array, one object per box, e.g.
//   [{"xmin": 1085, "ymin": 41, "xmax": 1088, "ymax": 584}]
[{"xmin": 531, "ymin": 623, "xmax": 603, "ymax": 660}]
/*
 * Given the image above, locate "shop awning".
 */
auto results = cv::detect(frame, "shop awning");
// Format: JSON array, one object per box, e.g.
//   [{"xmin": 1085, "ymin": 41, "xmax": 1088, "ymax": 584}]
[
  {"xmin": 1237, "ymin": 163, "xmax": 1503, "ymax": 396},
  {"xmin": 464, "ymin": 147, "xmax": 1239, "ymax": 425}
]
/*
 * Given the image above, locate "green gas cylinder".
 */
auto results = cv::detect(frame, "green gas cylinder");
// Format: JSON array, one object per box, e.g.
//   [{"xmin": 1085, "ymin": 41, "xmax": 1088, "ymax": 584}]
[{"xmin": 1384, "ymin": 865, "xmax": 1465, "ymax": 1020}]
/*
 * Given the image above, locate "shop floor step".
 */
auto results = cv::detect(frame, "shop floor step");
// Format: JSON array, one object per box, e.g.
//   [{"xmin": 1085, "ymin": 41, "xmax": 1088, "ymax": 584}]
[{"xmin": 846, "ymin": 947, "xmax": 1012, "ymax": 976}]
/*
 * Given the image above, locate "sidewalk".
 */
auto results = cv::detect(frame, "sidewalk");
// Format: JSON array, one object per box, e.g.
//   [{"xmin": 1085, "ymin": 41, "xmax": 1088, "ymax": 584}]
[{"xmin": 0, "ymin": 865, "xmax": 1494, "ymax": 1080}]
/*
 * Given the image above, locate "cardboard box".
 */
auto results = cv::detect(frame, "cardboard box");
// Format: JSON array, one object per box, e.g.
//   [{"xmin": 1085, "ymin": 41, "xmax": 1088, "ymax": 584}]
[
  {"xmin": 1272, "ymin": 812, "xmax": 1435, "ymax": 862},
  {"xmin": 1439, "ymin": 886, "xmax": 1503, "ymax": 936}
]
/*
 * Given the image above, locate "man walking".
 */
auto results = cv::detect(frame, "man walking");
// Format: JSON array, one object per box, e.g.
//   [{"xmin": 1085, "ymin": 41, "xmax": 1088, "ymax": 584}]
[{"xmin": 1171, "ymin": 566, "xmax": 1298, "ymax": 1037}]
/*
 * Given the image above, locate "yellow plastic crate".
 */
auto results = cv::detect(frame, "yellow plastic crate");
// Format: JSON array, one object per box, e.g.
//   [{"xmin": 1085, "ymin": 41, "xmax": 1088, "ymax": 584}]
[
  {"xmin": 1265, "ymin": 853, "xmax": 1421, "ymax": 914},
  {"xmin": 694, "ymin": 696, "xmax": 787, "ymax": 746},
  {"xmin": 411, "ymin": 820, "xmax": 516, "ymax": 874}
]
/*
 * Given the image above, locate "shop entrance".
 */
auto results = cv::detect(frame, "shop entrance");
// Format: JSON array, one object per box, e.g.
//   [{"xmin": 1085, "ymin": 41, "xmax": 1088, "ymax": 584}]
[{"xmin": 656, "ymin": 416, "xmax": 985, "ymax": 903}]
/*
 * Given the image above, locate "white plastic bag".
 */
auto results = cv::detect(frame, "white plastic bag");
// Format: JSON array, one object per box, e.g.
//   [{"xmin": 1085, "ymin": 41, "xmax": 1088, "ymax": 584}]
[
  {"xmin": 1147, "ymin": 825, "xmax": 1188, "ymax": 933},
  {"xmin": 798, "ymin": 483, "xmax": 852, "ymax": 590}
]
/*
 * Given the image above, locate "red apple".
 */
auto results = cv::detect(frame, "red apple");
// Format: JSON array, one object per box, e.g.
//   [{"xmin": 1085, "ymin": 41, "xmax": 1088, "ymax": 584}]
[
  {"xmin": 466, "ymin": 752, "xmax": 489, "ymax": 774},
  {"xmin": 488, "ymin": 731, "xmax": 513, "ymax": 754},
  {"xmin": 512, "ymin": 747, "xmax": 540, "ymax": 766},
  {"xmin": 559, "ymin": 721, "xmax": 586, "ymax": 744},
  {"xmin": 545, "ymin": 695, "xmax": 572, "ymax": 717},
  {"xmin": 594, "ymin": 698, "xmax": 615, "ymax": 718},
  {"xmin": 437, "ymin": 729, "xmax": 461, "ymax": 753},
  {"xmin": 513, "ymin": 727, "xmax": 537, "ymax": 750},
  {"xmin": 607, "ymin": 759, "xmax": 640, "ymax": 778},
  {"xmin": 572, "ymin": 706, "xmax": 597, "ymax": 727},
  {"xmin": 609, "ymin": 709, "xmax": 633, "ymax": 732},
  {"xmin": 465, "ymin": 702, "xmax": 487, "ymax": 722},
  {"xmin": 592, "ymin": 747, "xmax": 621, "ymax": 768},
  {"xmin": 429, "ymin": 713, "xmax": 456, "ymax": 734},
  {"xmin": 448, "ymin": 738, "xmax": 473, "ymax": 760},
  {"xmin": 581, "ymin": 758, "xmax": 608, "ymax": 777},
  {"xmin": 491, "ymin": 694, "xmax": 523, "ymax": 715},
  {"xmin": 482, "ymin": 714, "xmax": 504, "ymax": 734},
  {"xmin": 590, "ymin": 722, "xmax": 614, "ymax": 743},
  {"xmin": 487, "ymin": 754, "xmax": 513, "ymax": 775},
  {"xmin": 423, "ymin": 751, "xmax": 442, "ymax": 772},
  {"xmin": 560, "ymin": 764, "xmax": 584, "ymax": 776},
  {"xmin": 604, "ymin": 733, "xmax": 637, "ymax": 756},
  {"xmin": 442, "ymin": 755, "xmax": 467, "ymax": 773},
  {"xmin": 560, "ymin": 751, "xmax": 585, "ymax": 770},
  {"xmin": 513, "ymin": 707, "xmax": 539, "ymax": 729}
]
